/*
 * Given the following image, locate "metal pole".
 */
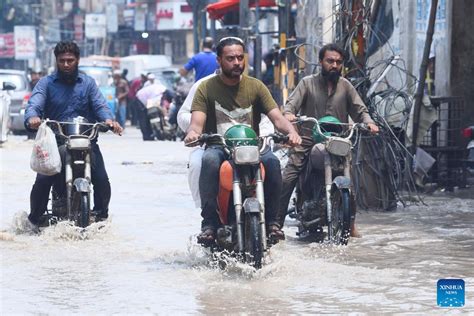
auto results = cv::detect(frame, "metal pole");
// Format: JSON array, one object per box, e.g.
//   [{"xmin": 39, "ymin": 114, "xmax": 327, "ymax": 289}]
[
  {"xmin": 201, "ymin": 7, "xmax": 207, "ymax": 39},
  {"xmin": 412, "ymin": 0, "xmax": 438, "ymax": 148},
  {"xmin": 210, "ymin": 18, "xmax": 216, "ymax": 41},
  {"xmin": 254, "ymin": 35, "xmax": 262, "ymax": 79},
  {"xmin": 193, "ymin": 6, "xmax": 199, "ymax": 53},
  {"xmin": 239, "ymin": 0, "xmax": 250, "ymax": 41}
]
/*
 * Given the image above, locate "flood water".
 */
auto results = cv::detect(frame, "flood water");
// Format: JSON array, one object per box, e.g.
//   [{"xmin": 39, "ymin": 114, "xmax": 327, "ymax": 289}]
[{"xmin": 1, "ymin": 130, "xmax": 473, "ymax": 314}]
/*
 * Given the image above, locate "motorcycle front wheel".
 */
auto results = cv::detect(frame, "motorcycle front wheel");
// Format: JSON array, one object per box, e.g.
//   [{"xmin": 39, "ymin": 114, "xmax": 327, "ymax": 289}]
[
  {"xmin": 244, "ymin": 213, "xmax": 263, "ymax": 269},
  {"xmin": 329, "ymin": 188, "xmax": 351, "ymax": 245},
  {"xmin": 72, "ymin": 190, "xmax": 90, "ymax": 228}
]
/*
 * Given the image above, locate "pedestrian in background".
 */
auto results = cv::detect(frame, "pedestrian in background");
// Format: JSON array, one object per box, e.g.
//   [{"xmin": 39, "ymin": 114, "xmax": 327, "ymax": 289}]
[
  {"xmin": 136, "ymin": 79, "xmax": 167, "ymax": 140},
  {"xmin": 29, "ymin": 69, "xmax": 43, "ymax": 90},
  {"xmin": 113, "ymin": 69, "xmax": 129, "ymax": 129},
  {"xmin": 179, "ymin": 37, "xmax": 218, "ymax": 82},
  {"xmin": 127, "ymin": 72, "xmax": 148, "ymax": 126}
]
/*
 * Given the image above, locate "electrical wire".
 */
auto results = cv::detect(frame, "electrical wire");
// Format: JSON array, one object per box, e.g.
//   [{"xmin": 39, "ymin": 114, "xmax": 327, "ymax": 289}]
[{"xmin": 281, "ymin": 1, "xmax": 425, "ymax": 210}]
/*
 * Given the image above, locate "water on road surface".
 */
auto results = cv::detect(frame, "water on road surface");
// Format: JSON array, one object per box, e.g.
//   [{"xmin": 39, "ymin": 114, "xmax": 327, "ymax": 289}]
[{"xmin": 1, "ymin": 129, "xmax": 473, "ymax": 314}]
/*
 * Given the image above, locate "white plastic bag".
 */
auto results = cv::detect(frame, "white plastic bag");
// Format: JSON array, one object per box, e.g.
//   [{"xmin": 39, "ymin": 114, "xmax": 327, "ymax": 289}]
[{"xmin": 30, "ymin": 122, "xmax": 62, "ymax": 175}]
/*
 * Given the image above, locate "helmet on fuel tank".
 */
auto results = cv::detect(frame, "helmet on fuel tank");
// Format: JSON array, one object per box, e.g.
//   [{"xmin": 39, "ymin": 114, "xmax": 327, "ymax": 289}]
[
  {"xmin": 312, "ymin": 115, "xmax": 343, "ymax": 143},
  {"xmin": 224, "ymin": 124, "xmax": 258, "ymax": 147}
]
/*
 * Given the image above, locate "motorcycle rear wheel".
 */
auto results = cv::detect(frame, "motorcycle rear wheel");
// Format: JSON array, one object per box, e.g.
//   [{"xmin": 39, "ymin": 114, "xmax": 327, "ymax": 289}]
[
  {"xmin": 329, "ymin": 188, "xmax": 351, "ymax": 245},
  {"xmin": 244, "ymin": 213, "xmax": 263, "ymax": 269}
]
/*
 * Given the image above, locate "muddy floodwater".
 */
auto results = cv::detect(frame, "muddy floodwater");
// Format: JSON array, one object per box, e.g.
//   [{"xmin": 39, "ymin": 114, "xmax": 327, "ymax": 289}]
[{"xmin": 1, "ymin": 130, "xmax": 473, "ymax": 314}]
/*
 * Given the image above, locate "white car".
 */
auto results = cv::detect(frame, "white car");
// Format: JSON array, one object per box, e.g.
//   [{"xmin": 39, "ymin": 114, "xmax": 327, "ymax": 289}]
[
  {"xmin": 0, "ymin": 69, "xmax": 31, "ymax": 134},
  {"xmin": 0, "ymin": 82, "xmax": 16, "ymax": 143}
]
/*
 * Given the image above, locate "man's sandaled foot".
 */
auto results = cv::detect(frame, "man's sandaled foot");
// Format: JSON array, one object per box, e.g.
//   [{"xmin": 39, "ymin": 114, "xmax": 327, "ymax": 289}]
[
  {"xmin": 197, "ymin": 228, "xmax": 216, "ymax": 245},
  {"xmin": 268, "ymin": 224, "xmax": 285, "ymax": 242}
]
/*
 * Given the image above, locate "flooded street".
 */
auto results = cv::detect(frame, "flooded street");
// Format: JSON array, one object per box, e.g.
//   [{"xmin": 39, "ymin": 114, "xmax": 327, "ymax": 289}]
[{"xmin": 1, "ymin": 129, "xmax": 473, "ymax": 314}]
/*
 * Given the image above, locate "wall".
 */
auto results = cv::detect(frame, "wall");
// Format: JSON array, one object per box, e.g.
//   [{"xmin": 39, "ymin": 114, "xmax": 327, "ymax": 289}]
[{"xmin": 450, "ymin": 0, "xmax": 474, "ymax": 128}]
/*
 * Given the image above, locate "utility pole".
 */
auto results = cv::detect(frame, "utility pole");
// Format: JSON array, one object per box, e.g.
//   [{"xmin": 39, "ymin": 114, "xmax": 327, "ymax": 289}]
[
  {"xmin": 239, "ymin": 0, "xmax": 250, "ymax": 41},
  {"xmin": 187, "ymin": 0, "xmax": 208, "ymax": 54},
  {"xmin": 277, "ymin": 0, "xmax": 291, "ymax": 105},
  {"xmin": 411, "ymin": 0, "xmax": 438, "ymax": 149}
]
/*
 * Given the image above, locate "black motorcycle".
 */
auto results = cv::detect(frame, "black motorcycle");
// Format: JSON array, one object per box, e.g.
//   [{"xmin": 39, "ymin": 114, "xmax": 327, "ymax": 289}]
[
  {"xmin": 147, "ymin": 89, "xmax": 184, "ymax": 141},
  {"xmin": 288, "ymin": 116, "xmax": 367, "ymax": 245},
  {"xmin": 40, "ymin": 117, "xmax": 111, "ymax": 228}
]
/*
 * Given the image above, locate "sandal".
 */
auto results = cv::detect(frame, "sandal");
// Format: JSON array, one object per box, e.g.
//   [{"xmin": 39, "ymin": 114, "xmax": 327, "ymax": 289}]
[
  {"xmin": 268, "ymin": 224, "xmax": 285, "ymax": 241},
  {"xmin": 197, "ymin": 228, "xmax": 216, "ymax": 245}
]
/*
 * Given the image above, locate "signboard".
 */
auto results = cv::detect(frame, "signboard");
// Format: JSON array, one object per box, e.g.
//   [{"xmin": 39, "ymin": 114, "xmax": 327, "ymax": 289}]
[
  {"xmin": 46, "ymin": 19, "xmax": 61, "ymax": 43},
  {"xmin": 74, "ymin": 15, "xmax": 84, "ymax": 42},
  {"xmin": 156, "ymin": 2, "xmax": 193, "ymax": 31},
  {"xmin": 135, "ymin": 6, "xmax": 147, "ymax": 31},
  {"xmin": 14, "ymin": 26, "xmax": 36, "ymax": 60},
  {"xmin": 123, "ymin": 9, "xmax": 135, "ymax": 28},
  {"xmin": 85, "ymin": 14, "xmax": 106, "ymax": 39},
  {"xmin": 0, "ymin": 33, "xmax": 14, "ymax": 58},
  {"xmin": 106, "ymin": 4, "xmax": 118, "ymax": 33}
]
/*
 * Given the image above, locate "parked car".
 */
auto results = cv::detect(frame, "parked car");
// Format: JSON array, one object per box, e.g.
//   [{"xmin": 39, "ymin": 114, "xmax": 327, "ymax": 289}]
[
  {"xmin": 0, "ymin": 69, "xmax": 31, "ymax": 134},
  {"xmin": 0, "ymin": 81, "xmax": 16, "ymax": 143},
  {"xmin": 79, "ymin": 65, "xmax": 117, "ymax": 115}
]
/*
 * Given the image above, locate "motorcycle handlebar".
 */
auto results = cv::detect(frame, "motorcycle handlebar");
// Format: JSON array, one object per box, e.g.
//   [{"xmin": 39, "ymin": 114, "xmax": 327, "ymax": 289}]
[
  {"xmin": 266, "ymin": 133, "xmax": 289, "ymax": 144},
  {"xmin": 293, "ymin": 116, "xmax": 367, "ymax": 140},
  {"xmin": 185, "ymin": 132, "xmax": 291, "ymax": 148},
  {"xmin": 44, "ymin": 120, "xmax": 111, "ymax": 140}
]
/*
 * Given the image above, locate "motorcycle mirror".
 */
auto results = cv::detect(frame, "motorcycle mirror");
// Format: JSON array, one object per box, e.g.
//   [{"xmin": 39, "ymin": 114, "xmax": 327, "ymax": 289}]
[{"xmin": 2, "ymin": 82, "xmax": 16, "ymax": 91}]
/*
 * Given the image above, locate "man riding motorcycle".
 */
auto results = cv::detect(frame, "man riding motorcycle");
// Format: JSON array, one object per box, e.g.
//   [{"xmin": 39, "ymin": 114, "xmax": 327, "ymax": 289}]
[
  {"xmin": 184, "ymin": 36, "xmax": 301, "ymax": 244},
  {"xmin": 277, "ymin": 43, "xmax": 379, "ymax": 237},
  {"xmin": 24, "ymin": 41, "xmax": 122, "ymax": 233},
  {"xmin": 178, "ymin": 71, "xmax": 275, "ymax": 209}
]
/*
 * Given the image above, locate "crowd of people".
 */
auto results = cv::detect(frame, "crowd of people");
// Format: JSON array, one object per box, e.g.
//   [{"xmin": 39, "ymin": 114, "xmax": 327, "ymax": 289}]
[{"xmin": 23, "ymin": 38, "xmax": 379, "ymax": 245}]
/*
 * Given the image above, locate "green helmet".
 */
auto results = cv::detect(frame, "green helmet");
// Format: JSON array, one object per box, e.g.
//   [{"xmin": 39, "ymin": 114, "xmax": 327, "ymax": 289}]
[
  {"xmin": 224, "ymin": 125, "xmax": 258, "ymax": 147},
  {"xmin": 312, "ymin": 115, "xmax": 343, "ymax": 143}
]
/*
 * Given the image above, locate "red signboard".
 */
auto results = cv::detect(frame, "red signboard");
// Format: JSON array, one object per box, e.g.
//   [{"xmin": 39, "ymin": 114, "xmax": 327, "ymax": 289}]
[{"xmin": 0, "ymin": 33, "xmax": 15, "ymax": 58}]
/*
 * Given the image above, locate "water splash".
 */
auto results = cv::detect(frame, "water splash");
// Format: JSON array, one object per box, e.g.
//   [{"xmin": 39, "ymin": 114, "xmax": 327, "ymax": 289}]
[
  {"xmin": 41, "ymin": 220, "xmax": 111, "ymax": 241},
  {"xmin": 7, "ymin": 211, "xmax": 112, "ymax": 241}
]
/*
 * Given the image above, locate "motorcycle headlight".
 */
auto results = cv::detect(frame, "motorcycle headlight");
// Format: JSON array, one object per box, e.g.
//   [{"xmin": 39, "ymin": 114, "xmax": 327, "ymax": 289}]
[
  {"xmin": 67, "ymin": 136, "xmax": 91, "ymax": 150},
  {"xmin": 233, "ymin": 146, "xmax": 260, "ymax": 165},
  {"xmin": 326, "ymin": 137, "xmax": 352, "ymax": 156}
]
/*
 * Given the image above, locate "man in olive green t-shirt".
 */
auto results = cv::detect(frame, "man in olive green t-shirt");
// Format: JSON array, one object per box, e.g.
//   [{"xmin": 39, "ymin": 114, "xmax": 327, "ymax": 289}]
[{"xmin": 185, "ymin": 37, "xmax": 301, "ymax": 244}]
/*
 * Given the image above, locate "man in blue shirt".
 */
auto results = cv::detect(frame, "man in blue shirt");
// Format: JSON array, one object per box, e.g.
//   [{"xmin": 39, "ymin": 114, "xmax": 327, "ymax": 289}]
[
  {"xmin": 179, "ymin": 37, "xmax": 218, "ymax": 82},
  {"xmin": 24, "ymin": 41, "xmax": 122, "ymax": 232}
]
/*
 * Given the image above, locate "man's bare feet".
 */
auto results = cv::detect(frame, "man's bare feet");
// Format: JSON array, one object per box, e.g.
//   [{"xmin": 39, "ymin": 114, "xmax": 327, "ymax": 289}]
[{"xmin": 350, "ymin": 221, "xmax": 362, "ymax": 238}]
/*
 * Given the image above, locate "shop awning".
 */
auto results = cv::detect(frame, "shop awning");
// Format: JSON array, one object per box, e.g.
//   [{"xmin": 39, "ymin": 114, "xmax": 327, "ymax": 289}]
[{"xmin": 207, "ymin": 0, "xmax": 277, "ymax": 20}]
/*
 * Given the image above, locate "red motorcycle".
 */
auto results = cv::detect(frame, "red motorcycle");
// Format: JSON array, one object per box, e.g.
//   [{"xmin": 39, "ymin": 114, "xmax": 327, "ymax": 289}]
[{"xmin": 188, "ymin": 125, "xmax": 288, "ymax": 269}]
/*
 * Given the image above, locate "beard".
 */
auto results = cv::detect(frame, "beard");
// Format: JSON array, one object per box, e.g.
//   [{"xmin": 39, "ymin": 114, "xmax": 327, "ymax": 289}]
[
  {"xmin": 321, "ymin": 67, "xmax": 341, "ymax": 83},
  {"xmin": 221, "ymin": 65, "xmax": 244, "ymax": 79},
  {"xmin": 57, "ymin": 66, "xmax": 79, "ymax": 84}
]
